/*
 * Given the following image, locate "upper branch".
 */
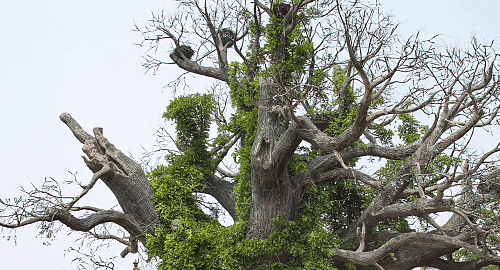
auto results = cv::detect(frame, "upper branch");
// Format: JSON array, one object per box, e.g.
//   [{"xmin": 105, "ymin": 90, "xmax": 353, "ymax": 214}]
[
  {"xmin": 60, "ymin": 112, "xmax": 94, "ymax": 143},
  {"xmin": 170, "ymin": 53, "xmax": 229, "ymax": 82}
]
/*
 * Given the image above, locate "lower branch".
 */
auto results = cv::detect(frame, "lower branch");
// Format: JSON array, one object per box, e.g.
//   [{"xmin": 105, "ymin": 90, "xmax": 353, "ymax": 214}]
[
  {"xmin": 203, "ymin": 175, "xmax": 237, "ymax": 221},
  {"xmin": 44, "ymin": 208, "xmax": 145, "ymax": 243},
  {"xmin": 428, "ymin": 257, "xmax": 500, "ymax": 270},
  {"xmin": 331, "ymin": 232, "xmax": 500, "ymax": 267},
  {"xmin": 89, "ymin": 231, "xmax": 130, "ymax": 246}
]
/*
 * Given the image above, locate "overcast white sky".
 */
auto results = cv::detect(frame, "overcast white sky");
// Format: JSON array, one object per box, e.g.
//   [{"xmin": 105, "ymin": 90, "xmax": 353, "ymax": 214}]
[{"xmin": 1, "ymin": 1, "xmax": 499, "ymax": 269}]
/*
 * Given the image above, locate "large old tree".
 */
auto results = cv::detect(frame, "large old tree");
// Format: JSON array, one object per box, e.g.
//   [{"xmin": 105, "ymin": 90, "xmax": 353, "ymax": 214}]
[{"xmin": 2, "ymin": 0, "xmax": 500, "ymax": 269}]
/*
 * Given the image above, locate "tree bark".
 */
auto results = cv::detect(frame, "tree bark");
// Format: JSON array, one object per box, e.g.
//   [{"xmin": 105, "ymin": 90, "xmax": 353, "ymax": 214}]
[
  {"xmin": 60, "ymin": 113, "xmax": 158, "ymax": 243},
  {"xmin": 247, "ymin": 78, "xmax": 302, "ymax": 239}
]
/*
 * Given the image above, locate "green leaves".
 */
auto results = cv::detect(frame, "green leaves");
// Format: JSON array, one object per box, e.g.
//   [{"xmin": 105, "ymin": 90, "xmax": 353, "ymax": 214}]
[
  {"xmin": 371, "ymin": 123, "xmax": 394, "ymax": 146},
  {"xmin": 263, "ymin": 7, "xmax": 313, "ymax": 85},
  {"xmin": 228, "ymin": 62, "xmax": 258, "ymax": 109},
  {"xmin": 397, "ymin": 113, "xmax": 426, "ymax": 145},
  {"xmin": 164, "ymin": 93, "xmax": 215, "ymax": 156},
  {"xmin": 147, "ymin": 94, "xmax": 219, "ymax": 267}
]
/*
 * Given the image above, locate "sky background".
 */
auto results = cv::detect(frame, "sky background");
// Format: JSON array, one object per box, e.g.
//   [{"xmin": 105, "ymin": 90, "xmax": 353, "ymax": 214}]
[{"xmin": 1, "ymin": 0, "xmax": 500, "ymax": 269}]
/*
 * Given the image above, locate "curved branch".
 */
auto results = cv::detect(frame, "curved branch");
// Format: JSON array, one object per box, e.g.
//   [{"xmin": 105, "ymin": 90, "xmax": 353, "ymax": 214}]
[
  {"xmin": 203, "ymin": 175, "xmax": 237, "ymax": 221},
  {"xmin": 192, "ymin": 0, "xmax": 229, "ymax": 71},
  {"xmin": 170, "ymin": 52, "xmax": 229, "ymax": 82},
  {"xmin": 428, "ymin": 257, "xmax": 500, "ymax": 270},
  {"xmin": 434, "ymin": 110, "xmax": 484, "ymax": 153},
  {"xmin": 212, "ymin": 132, "xmax": 241, "ymax": 166},
  {"xmin": 119, "ymin": 236, "xmax": 138, "ymax": 258},
  {"xmin": 331, "ymin": 232, "xmax": 500, "ymax": 267},
  {"xmin": 216, "ymin": 166, "xmax": 237, "ymax": 178},
  {"xmin": 314, "ymin": 168, "xmax": 382, "ymax": 190},
  {"xmin": 1, "ymin": 207, "xmax": 144, "ymax": 246},
  {"xmin": 65, "ymin": 165, "xmax": 112, "ymax": 210},
  {"xmin": 89, "ymin": 231, "xmax": 130, "ymax": 246},
  {"xmin": 296, "ymin": 115, "xmax": 360, "ymax": 151},
  {"xmin": 45, "ymin": 208, "xmax": 144, "ymax": 240},
  {"xmin": 369, "ymin": 198, "xmax": 453, "ymax": 222},
  {"xmin": 366, "ymin": 92, "xmax": 437, "ymax": 123},
  {"xmin": 303, "ymin": 142, "xmax": 421, "ymax": 183},
  {"xmin": 0, "ymin": 215, "xmax": 50, "ymax": 229},
  {"xmin": 254, "ymin": 0, "xmax": 271, "ymax": 15}
]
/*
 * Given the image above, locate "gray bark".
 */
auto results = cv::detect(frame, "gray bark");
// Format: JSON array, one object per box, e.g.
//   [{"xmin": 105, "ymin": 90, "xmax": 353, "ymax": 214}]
[
  {"xmin": 247, "ymin": 78, "xmax": 303, "ymax": 239},
  {"xmin": 60, "ymin": 113, "xmax": 158, "ymax": 254}
]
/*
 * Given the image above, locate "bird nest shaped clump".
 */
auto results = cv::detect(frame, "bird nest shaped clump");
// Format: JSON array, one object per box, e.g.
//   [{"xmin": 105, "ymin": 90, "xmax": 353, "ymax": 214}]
[
  {"xmin": 478, "ymin": 173, "xmax": 500, "ymax": 199},
  {"xmin": 310, "ymin": 113, "xmax": 336, "ymax": 132},
  {"xmin": 272, "ymin": 3, "xmax": 291, "ymax": 20},
  {"xmin": 173, "ymin": 45, "xmax": 195, "ymax": 60},
  {"xmin": 218, "ymin": 28, "xmax": 235, "ymax": 47}
]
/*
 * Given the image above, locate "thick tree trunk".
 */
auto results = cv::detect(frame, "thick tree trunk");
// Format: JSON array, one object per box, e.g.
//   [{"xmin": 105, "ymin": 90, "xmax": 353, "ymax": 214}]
[{"xmin": 247, "ymin": 78, "xmax": 302, "ymax": 239}]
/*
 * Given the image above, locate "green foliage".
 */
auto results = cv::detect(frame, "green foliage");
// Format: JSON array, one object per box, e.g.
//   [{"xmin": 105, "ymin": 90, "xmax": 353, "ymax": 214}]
[
  {"xmin": 345, "ymin": 262, "xmax": 356, "ymax": 270},
  {"xmin": 263, "ymin": 8, "xmax": 313, "ymax": 85},
  {"xmin": 163, "ymin": 93, "xmax": 216, "ymax": 175},
  {"xmin": 397, "ymin": 113, "xmax": 427, "ymax": 145},
  {"xmin": 230, "ymin": 108, "xmax": 258, "ymax": 220},
  {"xmin": 376, "ymin": 218, "xmax": 409, "ymax": 233},
  {"xmin": 287, "ymin": 151, "xmax": 309, "ymax": 175},
  {"xmin": 148, "ymin": 94, "xmax": 218, "ymax": 266},
  {"xmin": 453, "ymin": 249, "xmax": 499, "ymax": 270},
  {"xmin": 300, "ymin": 181, "xmax": 364, "ymax": 237},
  {"xmin": 148, "ymin": 213, "xmax": 343, "ymax": 269},
  {"xmin": 228, "ymin": 62, "xmax": 258, "ymax": 109},
  {"xmin": 370, "ymin": 123, "xmax": 394, "ymax": 146}
]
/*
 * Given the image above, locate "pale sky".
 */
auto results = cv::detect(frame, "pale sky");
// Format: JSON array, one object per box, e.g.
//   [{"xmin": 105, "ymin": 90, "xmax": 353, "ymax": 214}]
[{"xmin": 1, "ymin": 1, "xmax": 499, "ymax": 269}]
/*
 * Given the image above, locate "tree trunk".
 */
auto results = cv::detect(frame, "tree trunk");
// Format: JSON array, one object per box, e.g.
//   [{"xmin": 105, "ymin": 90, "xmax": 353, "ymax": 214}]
[{"xmin": 247, "ymin": 78, "xmax": 302, "ymax": 239}]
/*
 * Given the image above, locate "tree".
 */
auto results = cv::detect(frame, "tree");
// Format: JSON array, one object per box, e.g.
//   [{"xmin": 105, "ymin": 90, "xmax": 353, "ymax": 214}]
[{"xmin": 2, "ymin": 0, "xmax": 500, "ymax": 269}]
